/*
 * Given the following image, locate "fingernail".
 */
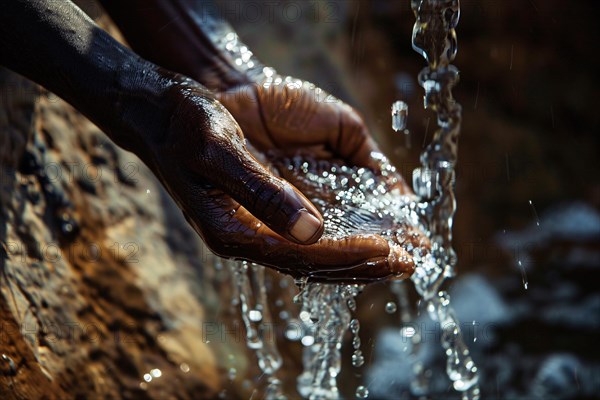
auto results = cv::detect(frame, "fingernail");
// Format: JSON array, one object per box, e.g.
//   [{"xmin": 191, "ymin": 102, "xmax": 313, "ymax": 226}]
[{"xmin": 289, "ymin": 211, "xmax": 322, "ymax": 243}]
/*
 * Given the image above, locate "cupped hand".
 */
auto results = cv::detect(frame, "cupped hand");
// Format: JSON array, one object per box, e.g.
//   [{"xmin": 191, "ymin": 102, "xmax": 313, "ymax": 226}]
[
  {"xmin": 142, "ymin": 79, "xmax": 417, "ymax": 282},
  {"xmin": 216, "ymin": 73, "xmax": 407, "ymax": 178},
  {"xmin": 211, "ymin": 74, "xmax": 423, "ymax": 281}
]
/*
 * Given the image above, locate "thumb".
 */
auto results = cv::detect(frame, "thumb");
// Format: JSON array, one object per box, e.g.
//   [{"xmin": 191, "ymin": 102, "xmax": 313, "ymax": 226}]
[{"xmin": 206, "ymin": 135, "xmax": 324, "ymax": 245}]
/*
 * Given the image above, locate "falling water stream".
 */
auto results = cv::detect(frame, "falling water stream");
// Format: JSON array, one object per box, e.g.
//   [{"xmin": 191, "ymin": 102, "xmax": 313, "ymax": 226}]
[
  {"xmin": 405, "ymin": 0, "xmax": 480, "ymax": 398},
  {"xmin": 209, "ymin": 0, "xmax": 480, "ymax": 398}
]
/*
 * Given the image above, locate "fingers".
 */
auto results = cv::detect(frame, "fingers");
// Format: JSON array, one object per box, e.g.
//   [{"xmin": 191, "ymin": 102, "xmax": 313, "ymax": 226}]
[
  {"xmin": 163, "ymin": 90, "xmax": 325, "ymax": 245},
  {"xmin": 247, "ymin": 229, "xmax": 415, "ymax": 283},
  {"xmin": 332, "ymin": 105, "xmax": 384, "ymax": 173},
  {"xmin": 288, "ymin": 238, "xmax": 415, "ymax": 283},
  {"xmin": 181, "ymin": 188, "xmax": 414, "ymax": 283},
  {"xmin": 199, "ymin": 200, "xmax": 413, "ymax": 283},
  {"xmin": 203, "ymin": 130, "xmax": 325, "ymax": 245},
  {"xmin": 259, "ymin": 80, "xmax": 385, "ymax": 172},
  {"xmin": 305, "ymin": 247, "xmax": 415, "ymax": 283}
]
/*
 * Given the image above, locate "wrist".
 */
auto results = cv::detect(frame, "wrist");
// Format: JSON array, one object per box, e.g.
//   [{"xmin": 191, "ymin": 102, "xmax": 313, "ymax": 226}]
[
  {"xmin": 105, "ymin": 61, "xmax": 186, "ymax": 156},
  {"xmin": 100, "ymin": 0, "xmax": 256, "ymax": 92}
]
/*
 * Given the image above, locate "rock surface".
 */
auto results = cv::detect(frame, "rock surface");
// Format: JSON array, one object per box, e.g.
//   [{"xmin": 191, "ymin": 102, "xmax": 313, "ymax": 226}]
[{"xmin": 0, "ymin": 59, "xmax": 239, "ymax": 399}]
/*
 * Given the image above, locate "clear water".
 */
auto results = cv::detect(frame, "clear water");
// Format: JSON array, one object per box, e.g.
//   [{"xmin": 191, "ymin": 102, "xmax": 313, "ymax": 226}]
[
  {"xmin": 211, "ymin": 1, "xmax": 480, "ymax": 398},
  {"xmin": 391, "ymin": 100, "xmax": 408, "ymax": 132},
  {"xmin": 228, "ymin": 260, "xmax": 286, "ymax": 399},
  {"xmin": 221, "ymin": 151, "xmax": 479, "ymax": 398},
  {"xmin": 296, "ymin": 283, "xmax": 362, "ymax": 399},
  {"xmin": 407, "ymin": 0, "xmax": 480, "ymax": 398}
]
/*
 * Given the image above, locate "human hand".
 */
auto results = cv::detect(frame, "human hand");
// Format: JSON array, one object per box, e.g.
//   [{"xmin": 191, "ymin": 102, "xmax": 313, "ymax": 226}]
[
  {"xmin": 215, "ymin": 72, "xmax": 413, "ymax": 187},
  {"xmin": 93, "ymin": 0, "xmax": 422, "ymax": 281},
  {"xmin": 209, "ymin": 74, "xmax": 425, "ymax": 282},
  {"xmin": 0, "ymin": 0, "xmax": 419, "ymax": 283},
  {"xmin": 141, "ymin": 78, "xmax": 418, "ymax": 282}
]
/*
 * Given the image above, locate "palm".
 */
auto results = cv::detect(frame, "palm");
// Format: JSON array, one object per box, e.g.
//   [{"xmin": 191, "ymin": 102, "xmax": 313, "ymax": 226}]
[
  {"xmin": 217, "ymin": 75, "xmax": 410, "ymax": 187},
  {"xmin": 140, "ymin": 81, "xmax": 421, "ymax": 283}
]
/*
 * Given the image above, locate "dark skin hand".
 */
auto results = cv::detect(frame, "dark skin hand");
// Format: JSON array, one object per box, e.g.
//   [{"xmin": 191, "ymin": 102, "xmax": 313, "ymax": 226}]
[
  {"xmin": 100, "ymin": 0, "xmax": 424, "ymax": 282},
  {"xmin": 1, "ymin": 0, "xmax": 420, "ymax": 282},
  {"xmin": 152, "ymin": 82, "xmax": 414, "ymax": 280}
]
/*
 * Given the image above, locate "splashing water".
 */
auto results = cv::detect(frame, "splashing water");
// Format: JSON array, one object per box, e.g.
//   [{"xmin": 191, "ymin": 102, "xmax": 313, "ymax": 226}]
[
  {"xmin": 408, "ymin": 0, "xmax": 480, "ymax": 398},
  {"xmin": 274, "ymin": 154, "xmax": 428, "ymax": 399},
  {"xmin": 228, "ymin": 260, "xmax": 286, "ymax": 399},
  {"xmin": 391, "ymin": 101, "xmax": 408, "ymax": 132},
  {"xmin": 208, "ymin": 1, "xmax": 479, "ymax": 398},
  {"xmin": 296, "ymin": 283, "xmax": 363, "ymax": 399}
]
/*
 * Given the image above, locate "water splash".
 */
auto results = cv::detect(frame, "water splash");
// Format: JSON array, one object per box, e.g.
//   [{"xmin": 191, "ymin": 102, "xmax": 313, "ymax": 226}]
[
  {"xmin": 391, "ymin": 101, "xmax": 408, "ymax": 132},
  {"xmin": 296, "ymin": 283, "xmax": 363, "ymax": 400},
  {"xmin": 355, "ymin": 385, "xmax": 369, "ymax": 398},
  {"xmin": 385, "ymin": 301, "xmax": 397, "ymax": 314},
  {"xmin": 210, "ymin": 1, "xmax": 479, "ymax": 398},
  {"xmin": 229, "ymin": 261, "xmax": 286, "ymax": 399},
  {"xmin": 408, "ymin": 1, "xmax": 480, "ymax": 398},
  {"xmin": 223, "ymin": 142, "xmax": 477, "ymax": 399}
]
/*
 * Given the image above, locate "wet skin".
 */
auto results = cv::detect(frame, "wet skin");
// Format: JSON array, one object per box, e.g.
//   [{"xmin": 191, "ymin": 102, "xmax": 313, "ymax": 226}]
[{"xmin": 1, "ymin": 0, "xmax": 424, "ymax": 282}]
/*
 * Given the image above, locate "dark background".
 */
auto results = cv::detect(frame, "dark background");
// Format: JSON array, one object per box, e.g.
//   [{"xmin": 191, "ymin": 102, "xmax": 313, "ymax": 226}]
[
  {"xmin": 226, "ymin": 0, "xmax": 599, "ymax": 265},
  {"xmin": 222, "ymin": 0, "xmax": 600, "ymax": 398}
]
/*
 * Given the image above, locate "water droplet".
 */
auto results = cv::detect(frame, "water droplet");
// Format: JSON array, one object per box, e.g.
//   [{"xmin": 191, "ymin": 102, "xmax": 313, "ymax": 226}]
[
  {"xmin": 248, "ymin": 309, "xmax": 262, "ymax": 322},
  {"xmin": 279, "ymin": 310, "xmax": 289, "ymax": 320},
  {"xmin": 285, "ymin": 322, "xmax": 302, "ymax": 341},
  {"xmin": 228, "ymin": 367, "xmax": 237, "ymax": 381},
  {"xmin": 385, "ymin": 301, "xmax": 397, "ymax": 314},
  {"xmin": 347, "ymin": 298, "xmax": 357, "ymax": 311},
  {"xmin": 143, "ymin": 373, "xmax": 152, "ymax": 382},
  {"xmin": 263, "ymin": 67, "xmax": 275, "ymax": 77},
  {"xmin": 299, "ymin": 310, "xmax": 311, "ymax": 322},
  {"xmin": 293, "ymin": 293, "xmax": 302, "ymax": 303},
  {"xmin": 350, "ymin": 319, "xmax": 360, "ymax": 334},
  {"xmin": 150, "ymin": 368, "xmax": 162, "ymax": 378},
  {"xmin": 517, "ymin": 259, "xmax": 529, "ymax": 290},
  {"xmin": 301, "ymin": 335, "xmax": 315, "ymax": 346},
  {"xmin": 355, "ymin": 385, "xmax": 369, "ymax": 398},
  {"xmin": 352, "ymin": 351, "xmax": 365, "ymax": 367},
  {"xmin": 391, "ymin": 101, "xmax": 408, "ymax": 132},
  {"xmin": 401, "ymin": 326, "xmax": 416, "ymax": 338},
  {"xmin": 529, "ymin": 199, "xmax": 540, "ymax": 226}
]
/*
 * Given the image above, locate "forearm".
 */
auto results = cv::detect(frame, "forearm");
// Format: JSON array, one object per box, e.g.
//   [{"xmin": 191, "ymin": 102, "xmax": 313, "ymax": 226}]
[
  {"xmin": 0, "ymin": 0, "xmax": 180, "ymax": 152},
  {"xmin": 99, "ymin": 0, "xmax": 255, "ymax": 91}
]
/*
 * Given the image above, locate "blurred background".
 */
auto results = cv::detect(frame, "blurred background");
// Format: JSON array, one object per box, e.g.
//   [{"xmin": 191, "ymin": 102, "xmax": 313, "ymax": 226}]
[
  {"xmin": 221, "ymin": 0, "xmax": 600, "ymax": 398},
  {"xmin": 1, "ymin": 0, "xmax": 598, "ymax": 399}
]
